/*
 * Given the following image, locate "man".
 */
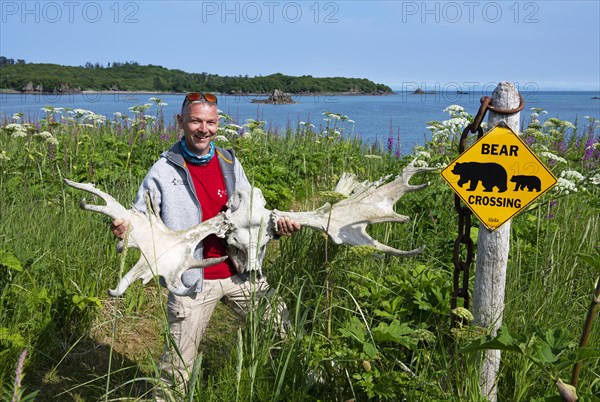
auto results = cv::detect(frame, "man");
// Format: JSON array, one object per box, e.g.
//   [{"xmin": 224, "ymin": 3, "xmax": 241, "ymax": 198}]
[{"xmin": 111, "ymin": 92, "xmax": 300, "ymax": 394}]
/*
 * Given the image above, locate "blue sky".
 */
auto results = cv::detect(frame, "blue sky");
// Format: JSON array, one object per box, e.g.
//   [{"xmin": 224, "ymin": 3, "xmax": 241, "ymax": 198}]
[{"xmin": 1, "ymin": 0, "xmax": 599, "ymax": 91}]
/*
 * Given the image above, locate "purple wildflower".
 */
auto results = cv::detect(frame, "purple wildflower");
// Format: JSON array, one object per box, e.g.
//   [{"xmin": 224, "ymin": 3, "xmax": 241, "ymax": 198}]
[
  {"xmin": 583, "ymin": 136, "xmax": 595, "ymax": 161},
  {"xmin": 387, "ymin": 118, "xmax": 394, "ymax": 153},
  {"xmin": 395, "ymin": 126, "xmax": 402, "ymax": 157},
  {"xmin": 11, "ymin": 349, "xmax": 27, "ymax": 402},
  {"xmin": 48, "ymin": 142, "xmax": 55, "ymax": 161}
]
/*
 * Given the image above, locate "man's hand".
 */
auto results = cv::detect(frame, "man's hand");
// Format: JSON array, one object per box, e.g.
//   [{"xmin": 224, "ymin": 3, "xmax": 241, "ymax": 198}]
[
  {"xmin": 276, "ymin": 217, "xmax": 301, "ymax": 237},
  {"xmin": 111, "ymin": 218, "xmax": 131, "ymax": 240}
]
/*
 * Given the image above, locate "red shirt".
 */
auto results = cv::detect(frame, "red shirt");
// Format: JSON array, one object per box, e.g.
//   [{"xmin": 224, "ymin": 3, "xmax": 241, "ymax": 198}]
[{"xmin": 186, "ymin": 156, "xmax": 236, "ymax": 279}]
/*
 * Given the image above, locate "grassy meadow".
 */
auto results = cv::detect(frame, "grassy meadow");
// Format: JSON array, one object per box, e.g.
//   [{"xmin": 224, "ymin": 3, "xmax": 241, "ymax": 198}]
[{"xmin": 0, "ymin": 100, "xmax": 599, "ymax": 401}]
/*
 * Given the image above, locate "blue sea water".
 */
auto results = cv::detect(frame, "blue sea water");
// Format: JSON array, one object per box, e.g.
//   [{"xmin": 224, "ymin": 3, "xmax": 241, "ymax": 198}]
[{"xmin": 1, "ymin": 90, "xmax": 598, "ymax": 150}]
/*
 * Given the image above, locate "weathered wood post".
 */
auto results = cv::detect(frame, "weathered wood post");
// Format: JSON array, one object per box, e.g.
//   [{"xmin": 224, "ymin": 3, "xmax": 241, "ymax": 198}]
[{"xmin": 472, "ymin": 82, "xmax": 521, "ymax": 402}]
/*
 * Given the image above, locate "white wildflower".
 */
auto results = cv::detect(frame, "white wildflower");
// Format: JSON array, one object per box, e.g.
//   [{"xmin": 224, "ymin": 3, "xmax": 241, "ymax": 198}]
[
  {"xmin": 11, "ymin": 112, "xmax": 23, "ymax": 120},
  {"xmin": 34, "ymin": 131, "xmax": 53, "ymax": 140},
  {"xmin": 444, "ymin": 105, "xmax": 465, "ymax": 113},
  {"xmin": 560, "ymin": 169, "xmax": 585, "ymax": 183},
  {"xmin": 89, "ymin": 114, "xmax": 106, "ymax": 124},
  {"xmin": 554, "ymin": 177, "xmax": 578, "ymax": 194},
  {"xmin": 530, "ymin": 144, "xmax": 549, "ymax": 153},
  {"xmin": 413, "ymin": 159, "xmax": 430, "ymax": 168},
  {"xmin": 540, "ymin": 152, "xmax": 567, "ymax": 164},
  {"xmin": 5, "ymin": 123, "xmax": 23, "ymax": 130},
  {"xmin": 307, "ymin": 123, "xmax": 315, "ymax": 128},
  {"xmin": 46, "ymin": 136, "xmax": 59, "ymax": 146},
  {"xmin": 12, "ymin": 130, "xmax": 27, "ymax": 138},
  {"xmin": 414, "ymin": 150, "xmax": 431, "ymax": 159},
  {"xmin": 588, "ymin": 173, "xmax": 600, "ymax": 186},
  {"xmin": 299, "ymin": 121, "xmax": 306, "ymax": 125},
  {"xmin": 143, "ymin": 115, "xmax": 156, "ymax": 121},
  {"xmin": 214, "ymin": 135, "xmax": 229, "ymax": 142},
  {"xmin": 444, "ymin": 117, "xmax": 469, "ymax": 128},
  {"xmin": 543, "ymin": 118, "xmax": 575, "ymax": 129},
  {"xmin": 223, "ymin": 128, "xmax": 239, "ymax": 136},
  {"xmin": 114, "ymin": 112, "xmax": 123, "ymax": 118},
  {"xmin": 347, "ymin": 119, "xmax": 355, "ymax": 124},
  {"xmin": 227, "ymin": 124, "xmax": 243, "ymax": 130},
  {"xmin": 41, "ymin": 106, "xmax": 55, "ymax": 113}
]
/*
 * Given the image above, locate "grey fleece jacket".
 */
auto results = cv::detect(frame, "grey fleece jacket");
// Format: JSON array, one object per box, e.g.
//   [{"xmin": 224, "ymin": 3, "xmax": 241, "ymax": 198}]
[{"xmin": 132, "ymin": 141, "xmax": 251, "ymax": 292}]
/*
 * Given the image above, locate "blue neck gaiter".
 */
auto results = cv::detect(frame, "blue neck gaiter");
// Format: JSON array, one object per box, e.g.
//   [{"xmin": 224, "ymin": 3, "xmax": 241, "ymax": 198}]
[{"xmin": 180, "ymin": 138, "xmax": 215, "ymax": 165}]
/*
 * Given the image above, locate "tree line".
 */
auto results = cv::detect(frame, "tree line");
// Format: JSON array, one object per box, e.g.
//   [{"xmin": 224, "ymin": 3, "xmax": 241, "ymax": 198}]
[{"xmin": 0, "ymin": 58, "xmax": 393, "ymax": 94}]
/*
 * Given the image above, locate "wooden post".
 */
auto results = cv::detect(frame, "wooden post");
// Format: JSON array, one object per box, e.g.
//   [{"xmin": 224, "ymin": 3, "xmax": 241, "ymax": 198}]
[{"xmin": 472, "ymin": 82, "xmax": 521, "ymax": 402}]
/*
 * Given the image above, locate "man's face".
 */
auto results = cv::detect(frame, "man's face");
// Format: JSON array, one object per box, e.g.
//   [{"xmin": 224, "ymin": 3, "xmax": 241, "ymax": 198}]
[{"xmin": 178, "ymin": 102, "xmax": 219, "ymax": 156}]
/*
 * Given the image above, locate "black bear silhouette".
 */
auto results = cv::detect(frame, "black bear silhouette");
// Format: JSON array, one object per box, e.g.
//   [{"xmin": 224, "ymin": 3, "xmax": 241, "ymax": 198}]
[
  {"xmin": 510, "ymin": 175, "xmax": 541, "ymax": 192},
  {"xmin": 452, "ymin": 162, "xmax": 508, "ymax": 192}
]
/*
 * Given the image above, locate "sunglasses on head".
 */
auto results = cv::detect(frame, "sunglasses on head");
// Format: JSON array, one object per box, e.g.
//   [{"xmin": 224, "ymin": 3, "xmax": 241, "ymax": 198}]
[{"xmin": 182, "ymin": 92, "xmax": 218, "ymax": 106}]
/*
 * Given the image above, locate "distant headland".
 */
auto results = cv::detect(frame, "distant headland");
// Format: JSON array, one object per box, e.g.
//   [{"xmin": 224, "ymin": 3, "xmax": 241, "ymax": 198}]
[{"xmin": 0, "ymin": 57, "xmax": 393, "ymax": 96}]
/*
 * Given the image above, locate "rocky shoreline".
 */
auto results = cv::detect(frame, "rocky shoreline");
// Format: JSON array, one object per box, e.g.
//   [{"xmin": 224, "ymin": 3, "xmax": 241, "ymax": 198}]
[{"xmin": 1, "ymin": 88, "xmax": 396, "ymax": 97}]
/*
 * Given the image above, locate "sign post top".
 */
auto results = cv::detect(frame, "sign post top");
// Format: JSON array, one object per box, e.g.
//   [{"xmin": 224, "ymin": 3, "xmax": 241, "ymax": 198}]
[{"xmin": 441, "ymin": 124, "xmax": 557, "ymax": 230}]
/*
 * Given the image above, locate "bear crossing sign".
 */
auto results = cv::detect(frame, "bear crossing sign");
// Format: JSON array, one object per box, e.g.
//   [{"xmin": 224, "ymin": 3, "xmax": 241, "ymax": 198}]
[{"xmin": 440, "ymin": 123, "xmax": 557, "ymax": 230}]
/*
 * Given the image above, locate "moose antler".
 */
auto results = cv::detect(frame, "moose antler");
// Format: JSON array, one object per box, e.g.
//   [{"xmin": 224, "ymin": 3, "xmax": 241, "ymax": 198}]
[
  {"xmin": 64, "ymin": 160, "xmax": 434, "ymax": 296},
  {"xmin": 272, "ymin": 160, "xmax": 435, "ymax": 256},
  {"xmin": 63, "ymin": 179, "xmax": 228, "ymax": 296}
]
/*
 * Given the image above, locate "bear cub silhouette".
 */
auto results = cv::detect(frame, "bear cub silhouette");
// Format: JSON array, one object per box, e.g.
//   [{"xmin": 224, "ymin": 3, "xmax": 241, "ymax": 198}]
[
  {"xmin": 452, "ymin": 162, "xmax": 507, "ymax": 192},
  {"xmin": 510, "ymin": 175, "xmax": 541, "ymax": 192}
]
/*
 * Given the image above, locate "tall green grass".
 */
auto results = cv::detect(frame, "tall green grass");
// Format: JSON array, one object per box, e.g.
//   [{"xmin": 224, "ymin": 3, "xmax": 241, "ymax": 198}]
[{"xmin": 0, "ymin": 104, "xmax": 598, "ymax": 401}]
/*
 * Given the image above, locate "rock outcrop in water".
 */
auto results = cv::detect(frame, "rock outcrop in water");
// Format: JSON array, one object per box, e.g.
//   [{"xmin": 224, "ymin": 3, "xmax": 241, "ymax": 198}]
[{"xmin": 251, "ymin": 89, "xmax": 296, "ymax": 104}]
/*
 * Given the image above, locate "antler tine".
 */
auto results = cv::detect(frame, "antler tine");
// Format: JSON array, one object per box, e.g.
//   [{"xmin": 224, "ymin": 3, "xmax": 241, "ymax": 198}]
[
  {"xmin": 349, "ymin": 159, "xmax": 435, "ymax": 204},
  {"xmin": 64, "ymin": 178, "xmax": 129, "ymax": 220},
  {"xmin": 273, "ymin": 160, "xmax": 435, "ymax": 256},
  {"xmin": 165, "ymin": 256, "xmax": 229, "ymax": 296}
]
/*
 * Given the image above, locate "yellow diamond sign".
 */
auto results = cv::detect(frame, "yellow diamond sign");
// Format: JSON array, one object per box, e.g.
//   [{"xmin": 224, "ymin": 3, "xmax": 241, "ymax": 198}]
[{"xmin": 440, "ymin": 124, "xmax": 557, "ymax": 230}]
